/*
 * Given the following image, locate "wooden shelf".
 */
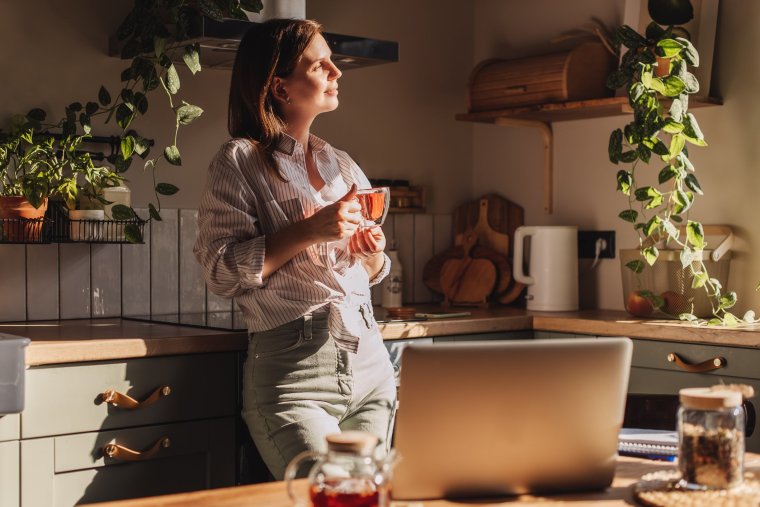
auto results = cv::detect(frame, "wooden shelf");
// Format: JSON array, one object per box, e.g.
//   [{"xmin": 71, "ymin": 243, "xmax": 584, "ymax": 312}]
[{"xmin": 456, "ymin": 95, "xmax": 723, "ymax": 124}]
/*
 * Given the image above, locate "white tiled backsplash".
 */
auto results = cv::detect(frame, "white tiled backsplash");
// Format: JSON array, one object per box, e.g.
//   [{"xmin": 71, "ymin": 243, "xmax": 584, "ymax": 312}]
[{"xmin": 0, "ymin": 210, "xmax": 452, "ymax": 322}]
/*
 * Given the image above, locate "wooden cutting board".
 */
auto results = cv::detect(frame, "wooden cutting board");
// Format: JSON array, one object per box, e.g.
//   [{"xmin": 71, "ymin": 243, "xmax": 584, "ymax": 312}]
[
  {"xmin": 423, "ymin": 244, "xmax": 511, "ymax": 296},
  {"xmin": 440, "ymin": 233, "xmax": 496, "ymax": 307},
  {"xmin": 453, "ymin": 194, "xmax": 524, "ymax": 258}
]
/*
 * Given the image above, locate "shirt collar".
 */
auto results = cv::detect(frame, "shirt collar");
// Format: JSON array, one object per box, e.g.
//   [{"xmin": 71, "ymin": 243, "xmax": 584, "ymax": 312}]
[{"xmin": 274, "ymin": 133, "xmax": 329, "ymax": 156}]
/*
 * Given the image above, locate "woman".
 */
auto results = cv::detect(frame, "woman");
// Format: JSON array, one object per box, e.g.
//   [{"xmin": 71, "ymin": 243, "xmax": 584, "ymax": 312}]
[{"xmin": 193, "ymin": 18, "xmax": 396, "ymax": 480}]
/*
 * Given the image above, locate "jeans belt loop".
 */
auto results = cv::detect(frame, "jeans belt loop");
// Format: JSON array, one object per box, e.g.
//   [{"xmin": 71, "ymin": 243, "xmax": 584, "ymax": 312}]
[{"xmin": 303, "ymin": 314, "xmax": 313, "ymax": 340}]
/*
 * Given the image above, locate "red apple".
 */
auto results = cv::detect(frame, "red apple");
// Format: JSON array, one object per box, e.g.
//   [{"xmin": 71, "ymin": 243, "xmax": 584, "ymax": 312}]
[
  {"xmin": 627, "ymin": 291, "xmax": 654, "ymax": 317},
  {"xmin": 661, "ymin": 290, "xmax": 688, "ymax": 316}
]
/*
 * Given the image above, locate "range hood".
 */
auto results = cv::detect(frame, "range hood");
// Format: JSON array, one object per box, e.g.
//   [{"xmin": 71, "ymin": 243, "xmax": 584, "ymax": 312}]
[{"xmin": 110, "ymin": 17, "xmax": 399, "ymax": 71}]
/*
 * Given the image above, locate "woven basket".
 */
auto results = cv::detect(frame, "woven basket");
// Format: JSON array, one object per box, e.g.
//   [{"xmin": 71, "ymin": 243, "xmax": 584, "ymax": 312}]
[{"xmin": 620, "ymin": 226, "xmax": 733, "ymax": 319}]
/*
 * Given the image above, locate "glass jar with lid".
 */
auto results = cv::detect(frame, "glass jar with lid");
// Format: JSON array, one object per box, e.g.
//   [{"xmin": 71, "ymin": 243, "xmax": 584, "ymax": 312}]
[{"xmin": 678, "ymin": 387, "xmax": 745, "ymax": 490}]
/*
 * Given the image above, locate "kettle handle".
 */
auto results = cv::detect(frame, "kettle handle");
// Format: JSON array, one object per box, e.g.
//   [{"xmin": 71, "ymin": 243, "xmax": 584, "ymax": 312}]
[
  {"xmin": 284, "ymin": 450, "xmax": 321, "ymax": 507},
  {"xmin": 512, "ymin": 226, "xmax": 535, "ymax": 285}
]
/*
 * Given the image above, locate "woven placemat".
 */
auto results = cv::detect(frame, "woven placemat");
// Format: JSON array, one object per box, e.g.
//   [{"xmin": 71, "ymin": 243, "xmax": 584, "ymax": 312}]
[{"xmin": 634, "ymin": 470, "xmax": 760, "ymax": 507}]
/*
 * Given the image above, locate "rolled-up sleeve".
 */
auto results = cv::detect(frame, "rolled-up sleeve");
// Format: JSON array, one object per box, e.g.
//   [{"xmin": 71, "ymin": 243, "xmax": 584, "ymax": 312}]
[
  {"xmin": 194, "ymin": 144, "xmax": 267, "ymax": 298},
  {"xmin": 368, "ymin": 251, "xmax": 391, "ymax": 287}
]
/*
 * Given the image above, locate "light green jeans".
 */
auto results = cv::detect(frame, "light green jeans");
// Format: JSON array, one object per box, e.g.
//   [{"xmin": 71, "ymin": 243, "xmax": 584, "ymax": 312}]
[{"xmin": 241, "ymin": 310, "xmax": 397, "ymax": 480}]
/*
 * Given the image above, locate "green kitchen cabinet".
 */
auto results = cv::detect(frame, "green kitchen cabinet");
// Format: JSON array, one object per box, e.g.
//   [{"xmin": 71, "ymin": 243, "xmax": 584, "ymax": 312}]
[
  {"xmin": 628, "ymin": 338, "xmax": 760, "ymax": 452},
  {"xmin": 16, "ymin": 352, "xmax": 239, "ymax": 507}
]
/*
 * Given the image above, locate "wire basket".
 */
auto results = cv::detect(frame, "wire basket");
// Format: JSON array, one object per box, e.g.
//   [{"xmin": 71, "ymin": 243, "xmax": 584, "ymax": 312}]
[
  {"xmin": 620, "ymin": 226, "xmax": 734, "ymax": 319},
  {"xmin": 0, "ymin": 218, "xmax": 49, "ymax": 243}
]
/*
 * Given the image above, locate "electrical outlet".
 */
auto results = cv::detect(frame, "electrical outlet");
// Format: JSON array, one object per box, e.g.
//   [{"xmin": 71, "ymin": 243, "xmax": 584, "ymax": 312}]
[{"xmin": 578, "ymin": 231, "xmax": 615, "ymax": 259}]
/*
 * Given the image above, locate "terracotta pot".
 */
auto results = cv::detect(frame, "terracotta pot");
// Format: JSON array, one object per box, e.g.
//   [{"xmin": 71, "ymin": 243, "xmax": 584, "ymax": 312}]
[
  {"xmin": 0, "ymin": 196, "xmax": 48, "ymax": 242},
  {"xmin": 654, "ymin": 56, "xmax": 671, "ymax": 78}
]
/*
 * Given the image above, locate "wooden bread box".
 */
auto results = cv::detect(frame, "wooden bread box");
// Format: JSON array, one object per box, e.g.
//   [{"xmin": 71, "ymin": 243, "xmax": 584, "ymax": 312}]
[{"xmin": 467, "ymin": 42, "xmax": 616, "ymax": 112}]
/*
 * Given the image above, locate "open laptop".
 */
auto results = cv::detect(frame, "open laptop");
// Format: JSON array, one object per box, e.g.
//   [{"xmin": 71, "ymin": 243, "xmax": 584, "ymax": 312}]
[{"xmin": 391, "ymin": 337, "xmax": 633, "ymax": 500}]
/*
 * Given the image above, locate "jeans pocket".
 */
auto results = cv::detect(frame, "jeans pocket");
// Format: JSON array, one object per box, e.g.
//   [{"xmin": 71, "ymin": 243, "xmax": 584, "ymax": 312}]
[{"xmin": 252, "ymin": 328, "xmax": 305, "ymax": 359}]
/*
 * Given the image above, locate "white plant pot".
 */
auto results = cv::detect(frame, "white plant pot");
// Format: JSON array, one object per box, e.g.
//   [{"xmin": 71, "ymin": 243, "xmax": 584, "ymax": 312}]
[
  {"xmin": 246, "ymin": 0, "xmax": 305, "ymax": 21},
  {"xmin": 69, "ymin": 209, "xmax": 105, "ymax": 241}
]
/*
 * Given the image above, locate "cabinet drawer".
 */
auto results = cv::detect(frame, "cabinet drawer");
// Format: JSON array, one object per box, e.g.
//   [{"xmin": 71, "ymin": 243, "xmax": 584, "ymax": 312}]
[
  {"xmin": 0, "ymin": 414, "xmax": 19, "ymax": 442},
  {"xmin": 631, "ymin": 339, "xmax": 760, "ymax": 380},
  {"xmin": 21, "ymin": 418, "xmax": 235, "ymax": 507},
  {"xmin": 23, "ymin": 353, "xmax": 237, "ymax": 438}
]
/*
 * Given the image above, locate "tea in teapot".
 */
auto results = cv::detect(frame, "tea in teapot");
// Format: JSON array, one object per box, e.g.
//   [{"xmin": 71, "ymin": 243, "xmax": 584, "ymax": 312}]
[{"xmin": 285, "ymin": 431, "xmax": 397, "ymax": 507}]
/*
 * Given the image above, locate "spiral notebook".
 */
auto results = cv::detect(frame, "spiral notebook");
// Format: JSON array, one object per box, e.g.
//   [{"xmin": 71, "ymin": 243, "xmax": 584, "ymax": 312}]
[{"xmin": 618, "ymin": 428, "xmax": 678, "ymax": 459}]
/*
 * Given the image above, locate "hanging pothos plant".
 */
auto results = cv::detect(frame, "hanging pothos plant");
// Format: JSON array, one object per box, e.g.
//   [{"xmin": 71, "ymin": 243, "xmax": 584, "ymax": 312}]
[
  {"xmin": 0, "ymin": 0, "xmax": 263, "ymax": 242},
  {"xmin": 606, "ymin": 1, "xmax": 752, "ymax": 326}
]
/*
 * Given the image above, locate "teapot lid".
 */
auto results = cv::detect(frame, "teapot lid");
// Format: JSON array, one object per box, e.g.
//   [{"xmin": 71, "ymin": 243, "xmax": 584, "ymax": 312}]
[{"xmin": 326, "ymin": 431, "xmax": 378, "ymax": 456}]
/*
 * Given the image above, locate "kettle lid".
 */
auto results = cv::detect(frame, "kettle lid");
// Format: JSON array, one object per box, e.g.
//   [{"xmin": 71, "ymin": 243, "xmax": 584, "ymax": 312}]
[{"xmin": 326, "ymin": 431, "xmax": 378, "ymax": 456}]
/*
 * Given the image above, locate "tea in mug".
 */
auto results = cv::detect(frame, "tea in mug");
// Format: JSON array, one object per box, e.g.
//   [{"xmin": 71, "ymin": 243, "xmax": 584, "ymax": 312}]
[{"xmin": 355, "ymin": 188, "xmax": 390, "ymax": 227}]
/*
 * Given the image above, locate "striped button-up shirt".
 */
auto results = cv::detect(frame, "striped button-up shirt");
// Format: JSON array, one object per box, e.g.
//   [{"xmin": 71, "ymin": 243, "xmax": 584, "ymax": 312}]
[{"xmin": 194, "ymin": 134, "xmax": 390, "ymax": 352}]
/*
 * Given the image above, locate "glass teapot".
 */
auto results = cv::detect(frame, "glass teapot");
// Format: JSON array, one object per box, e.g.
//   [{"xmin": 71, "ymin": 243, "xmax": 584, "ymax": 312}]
[{"xmin": 284, "ymin": 431, "xmax": 398, "ymax": 507}]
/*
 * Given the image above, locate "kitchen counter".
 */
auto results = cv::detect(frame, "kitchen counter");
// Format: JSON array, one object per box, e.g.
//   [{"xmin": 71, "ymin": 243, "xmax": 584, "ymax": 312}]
[
  {"xmin": 83, "ymin": 454, "xmax": 760, "ymax": 506},
  {"xmin": 4, "ymin": 307, "xmax": 760, "ymax": 366}
]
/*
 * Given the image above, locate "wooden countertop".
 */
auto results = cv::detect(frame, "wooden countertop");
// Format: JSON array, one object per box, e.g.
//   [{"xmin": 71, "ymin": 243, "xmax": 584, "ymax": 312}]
[
  {"xmin": 5, "ymin": 307, "xmax": 760, "ymax": 366},
  {"xmin": 85, "ymin": 455, "xmax": 760, "ymax": 506}
]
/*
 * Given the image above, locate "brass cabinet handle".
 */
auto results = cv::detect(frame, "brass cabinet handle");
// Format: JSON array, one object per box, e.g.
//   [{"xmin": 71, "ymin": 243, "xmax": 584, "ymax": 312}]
[
  {"xmin": 101, "ymin": 385, "xmax": 171, "ymax": 410},
  {"xmin": 667, "ymin": 352, "xmax": 726, "ymax": 373},
  {"xmin": 103, "ymin": 437, "xmax": 171, "ymax": 462}
]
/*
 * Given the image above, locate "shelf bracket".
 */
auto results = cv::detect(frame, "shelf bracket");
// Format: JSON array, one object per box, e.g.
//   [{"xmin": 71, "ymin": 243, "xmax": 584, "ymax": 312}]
[{"xmin": 494, "ymin": 118, "xmax": 553, "ymax": 214}]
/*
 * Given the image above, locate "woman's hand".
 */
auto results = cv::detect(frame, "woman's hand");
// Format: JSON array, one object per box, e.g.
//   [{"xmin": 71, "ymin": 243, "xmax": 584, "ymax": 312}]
[
  {"xmin": 349, "ymin": 226, "xmax": 386, "ymax": 259},
  {"xmin": 306, "ymin": 184, "xmax": 361, "ymax": 242}
]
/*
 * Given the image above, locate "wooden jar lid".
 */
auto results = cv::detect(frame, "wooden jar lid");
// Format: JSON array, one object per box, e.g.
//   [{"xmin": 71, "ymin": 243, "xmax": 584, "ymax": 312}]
[
  {"xmin": 326, "ymin": 431, "xmax": 378, "ymax": 456},
  {"xmin": 679, "ymin": 387, "xmax": 743, "ymax": 410}
]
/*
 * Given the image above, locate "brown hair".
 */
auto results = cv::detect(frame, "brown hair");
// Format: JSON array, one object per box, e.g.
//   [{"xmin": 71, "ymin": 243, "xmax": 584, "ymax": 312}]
[{"xmin": 228, "ymin": 18, "xmax": 322, "ymax": 180}]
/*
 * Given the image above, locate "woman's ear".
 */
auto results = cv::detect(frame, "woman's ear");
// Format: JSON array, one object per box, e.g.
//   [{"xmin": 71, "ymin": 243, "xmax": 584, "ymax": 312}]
[{"xmin": 271, "ymin": 77, "xmax": 290, "ymax": 105}]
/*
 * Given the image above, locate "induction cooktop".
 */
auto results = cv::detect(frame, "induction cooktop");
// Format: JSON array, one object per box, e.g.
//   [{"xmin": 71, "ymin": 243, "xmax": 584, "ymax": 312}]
[{"xmin": 123, "ymin": 311, "xmax": 248, "ymax": 331}]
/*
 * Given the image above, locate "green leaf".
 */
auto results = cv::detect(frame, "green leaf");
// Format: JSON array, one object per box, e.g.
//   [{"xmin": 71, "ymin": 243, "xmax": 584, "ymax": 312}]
[
  {"xmin": 673, "ymin": 189, "xmax": 692, "ymax": 214},
  {"xmin": 68, "ymin": 102, "xmax": 82, "ymax": 112},
  {"xmin": 111, "ymin": 204, "xmax": 136, "ymax": 220},
  {"xmin": 620, "ymin": 150, "xmax": 638, "ymax": 163},
  {"xmin": 176, "ymin": 103, "xmax": 204, "ymax": 125},
  {"xmin": 625, "ymin": 259, "xmax": 646, "ymax": 274},
  {"xmin": 165, "ymin": 65, "xmax": 180, "ymax": 94},
  {"xmin": 27, "ymin": 108, "xmax": 46, "ymax": 121},
  {"xmin": 120, "ymin": 136, "xmax": 135, "ymax": 160},
  {"xmin": 133, "ymin": 135, "xmax": 151, "ymax": 157},
  {"xmin": 644, "ymin": 216, "xmax": 662, "ymax": 237},
  {"xmin": 619, "ymin": 209, "xmax": 638, "ymax": 223},
  {"xmin": 125, "ymin": 224, "xmax": 143, "ymax": 243},
  {"xmin": 240, "ymin": 0, "xmax": 264, "ymax": 12},
  {"xmin": 721, "ymin": 312, "xmax": 740, "ymax": 327},
  {"xmin": 652, "ymin": 139, "xmax": 670, "ymax": 156},
  {"xmin": 643, "ymin": 246, "xmax": 659, "ymax": 265},
  {"xmin": 85, "ymin": 101, "xmax": 99, "ymax": 115},
  {"xmin": 637, "ymin": 144, "xmax": 652, "ymax": 163},
  {"xmin": 668, "ymin": 133, "xmax": 686, "ymax": 160},
  {"xmin": 79, "ymin": 113, "xmax": 91, "ymax": 134},
  {"xmin": 684, "ymin": 173, "xmax": 703, "ymax": 195},
  {"xmin": 98, "ymin": 85, "xmax": 112, "ymax": 106},
  {"xmin": 691, "ymin": 271, "xmax": 708, "ymax": 289},
  {"xmin": 677, "ymin": 37, "xmax": 699, "ymax": 67},
  {"xmin": 143, "ymin": 66, "xmax": 159, "ymax": 92},
  {"xmin": 663, "ymin": 220, "xmax": 679, "ymax": 240},
  {"xmin": 680, "ymin": 72, "xmax": 699, "ymax": 93},
  {"xmin": 641, "ymin": 68, "xmax": 653, "ymax": 89},
  {"xmin": 115, "ymin": 103, "xmax": 134, "ymax": 130},
  {"xmin": 183, "ymin": 44, "xmax": 201, "ymax": 74},
  {"xmin": 120, "ymin": 89, "xmax": 134, "ymax": 105},
  {"xmin": 743, "ymin": 310, "xmax": 757, "ymax": 324},
  {"xmin": 719, "ymin": 292, "xmax": 738, "ymax": 310},
  {"xmin": 154, "ymin": 37, "xmax": 167, "ymax": 59},
  {"xmin": 148, "ymin": 203, "xmax": 162, "ymax": 221},
  {"xmin": 120, "ymin": 66, "xmax": 136, "ymax": 82},
  {"xmin": 113, "ymin": 155, "xmax": 133, "ymax": 172},
  {"xmin": 198, "ymin": 0, "xmax": 225, "ymax": 21},
  {"xmin": 608, "ymin": 129, "xmax": 623, "ymax": 164},
  {"xmin": 616, "ymin": 25, "xmax": 648, "ymax": 49},
  {"xmin": 156, "ymin": 182, "xmax": 180, "ymax": 195},
  {"xmin": 661, "ymin": 118, "xmax": 684, "ymax": 134},
  {"xmin": 683, "ymin": 112, "xmax": 707, "ymax": 146},
  {"xmin": 661, "ymin": 76, "xmax": 686, "ymax": 97},
  {"xmin": 607, "ymin": 70, "xmax": 627, "ymax": 91},
  {"xmin": 658, "ymin": 164, "xmax": 678, "ymax": 184},
  {"xmin": 686, "ymin": 220, "xmax": 705, "ymax": 250},
  {"xmin": 669, "ymin": 98, "xmax": 684, "ymax": 123},
  {"xmin": 616, "ymin": 170, "xmax": 633, "ymax": 195},
  {"xmin": 656, "ymin": 39, "xmax": 683, "ymax": 58},
  {"xmin": 164, "ymin": 145, "xmax": 182, "ymax": 165}
]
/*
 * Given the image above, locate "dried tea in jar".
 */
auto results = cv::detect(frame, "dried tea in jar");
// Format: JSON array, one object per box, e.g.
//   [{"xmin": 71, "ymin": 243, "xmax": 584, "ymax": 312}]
[{"xmin": 677, "ymin": 387, "xmax": 745, "ymax": 490}]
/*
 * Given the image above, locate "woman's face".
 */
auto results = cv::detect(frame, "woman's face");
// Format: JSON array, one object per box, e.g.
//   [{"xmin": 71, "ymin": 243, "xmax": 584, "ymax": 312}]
[{"xmin": 276, "ymin": 33, "xmax": 342, "ymax": 119}]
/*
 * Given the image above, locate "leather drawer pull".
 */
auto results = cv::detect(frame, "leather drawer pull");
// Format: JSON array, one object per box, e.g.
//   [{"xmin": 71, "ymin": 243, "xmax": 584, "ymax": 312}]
[
  {"xmin": 103, "ymin": 437, "xmax": 171, "ymax": 462},
  {"xmin": 101, "ymin": 385, "xmax": 171, "ymax": 410},
  {"xmin": 667, "ymin": 352, "xmax": 726, "ymax": 373}
]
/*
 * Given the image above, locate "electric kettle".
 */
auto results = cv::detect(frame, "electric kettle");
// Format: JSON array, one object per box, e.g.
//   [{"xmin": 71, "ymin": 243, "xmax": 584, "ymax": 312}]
[{"xmin": 513, "ymin": 226, "xmax": 579, "ymax": 311}]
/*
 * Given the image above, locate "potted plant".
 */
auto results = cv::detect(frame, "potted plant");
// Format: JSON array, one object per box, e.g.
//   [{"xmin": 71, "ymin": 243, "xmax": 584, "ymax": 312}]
[
  {"xmin": 1, "ymin": 1, "xmax": 263, "ymax": 244},
  {"xmin": 607, "ymin": 0, "xmax": 749, "ymax": 326}
]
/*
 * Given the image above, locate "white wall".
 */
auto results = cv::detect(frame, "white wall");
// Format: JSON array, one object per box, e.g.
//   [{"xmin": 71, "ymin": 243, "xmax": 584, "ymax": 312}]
[{"xmin": 472, "ymin": 0, "xmax": 760, "ymax": 314}]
